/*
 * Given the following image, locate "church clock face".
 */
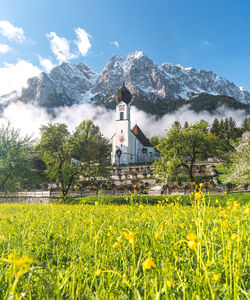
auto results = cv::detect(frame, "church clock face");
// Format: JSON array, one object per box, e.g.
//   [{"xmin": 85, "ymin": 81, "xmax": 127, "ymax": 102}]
[{"xmin": 119, "ymin": 105, "xmax": 125, "ymax": 112}]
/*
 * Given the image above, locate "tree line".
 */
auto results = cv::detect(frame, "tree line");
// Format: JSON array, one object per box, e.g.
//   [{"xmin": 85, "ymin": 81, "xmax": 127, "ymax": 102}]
[{"xmin": 0, "ymin": 116, "xmax": 249, "ymax": 198}]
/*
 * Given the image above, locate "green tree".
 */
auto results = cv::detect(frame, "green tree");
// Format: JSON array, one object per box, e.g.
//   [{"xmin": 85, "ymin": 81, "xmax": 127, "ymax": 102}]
[
  {"xmin": 241, "ymin": 116, "xmax": 250, "ymax": 133},
  {"xmin": 0, "ymin": 123, "xmax": 35, "ymax": 192},
  {"xmin": 226, "ymin": 132, "xmax": 250, "ymax": 184},
  {"xmin": 154, "ymin": 121, "xmax": 227, "ymax": 183},
  {"xmin": 38, "ymin": 121, "xmax": 109, "ymax": 198},
  {"xmin": 149, "ymin": 136, "xmax": 161, "ymax": 147},
  {"xmin": 210, "ymin": 118, "xmax": 220, "ymax": 136}
]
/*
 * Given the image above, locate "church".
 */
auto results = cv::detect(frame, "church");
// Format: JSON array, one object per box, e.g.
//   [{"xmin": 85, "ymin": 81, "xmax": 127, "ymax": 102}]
[{"xmin": 111, "ymin": 82, "xmax": 156, "ymax": 165}]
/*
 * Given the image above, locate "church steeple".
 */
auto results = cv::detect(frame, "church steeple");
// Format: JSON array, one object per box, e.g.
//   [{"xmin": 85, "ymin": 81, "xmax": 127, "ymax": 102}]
[{"xmin": 115, "ymin": 81, "xmax": 133, "ymax": 105}]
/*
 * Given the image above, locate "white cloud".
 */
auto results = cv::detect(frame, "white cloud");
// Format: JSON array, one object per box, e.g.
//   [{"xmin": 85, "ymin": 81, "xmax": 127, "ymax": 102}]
[
  {"xmin": 0, "ymin": 20, "xmax": 26, "ymax": 43},
  {"xmin": 38, "ymin": 56, "xmax": 55, "ymax": 73},
  {"xmin": 111, "ymin": 41, "xmax": 119, "ymax": 48},
  {"xmin": 0, "ymin": 60, "xmax": 41, "ymax": 96},
  {"xmin": 0, "ymin": 43, "xmax": 11, "ymax": 53},
  {"xmin": 74, "ymin": 27, "xmax": 91, "ymax": 56},
  {"xmin": 46, "ymin": 32, "xmax": 78, "ymax": 62}
]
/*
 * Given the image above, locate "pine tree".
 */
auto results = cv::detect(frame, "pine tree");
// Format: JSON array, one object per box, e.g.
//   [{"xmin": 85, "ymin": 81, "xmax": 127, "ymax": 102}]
[
  {"xmin": 211, "ymin": 118, "xmax": 220, "ymax": 136},
  {"xmin": 184, "ymin": 121, "xmax": 189, "ymax": 129}
]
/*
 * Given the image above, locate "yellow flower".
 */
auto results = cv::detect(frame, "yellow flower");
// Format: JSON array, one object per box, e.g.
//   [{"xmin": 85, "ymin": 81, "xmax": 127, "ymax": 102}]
[
  {"xmin": 142, "ymin": 256, "xmax": 156, "ymax": 270},
  {"xmin": 109, "ymin": 226, "xmax": 114, "ymax": 231},
  {"xmin": 141, "ymin": 212, "xmax": 146, "ymax": 218},
  {"xmin": 14, "ymin": 255, "xmax": 35, "ymax": 278},
  {"xmin": 95, "ymin": 269, "xmax": 102, "ymax": 276},
  {"xmin": 218, "ymin": 211, "xmax": 227, "ymax": 217},
  {"xmin": 194, "ymin": 192, "xmax": 202, "ymax": 201},
  {"xmin": 187, "ymin": 233, "xmax": 198, "ymax": 250},
  {"xmin": 179, "ymin": 223, "xmax": 184, "ymax": 229},
  {"xmin": 221, "ymin": 220, "xmax": 228, "ymax": 228},
  {"xmin": 117, "ymin": 236, "xmax": 123, "ymax": 243},
  {"xmin": 231, "ymin": 233, "xmax": 238, "ymax": 241},
  {"xmin": 213, "ymin": 273, "xmax": 221, "ymax": 282},
  {"xmin": 154, "ymin": 232, "xmax": 160, "ymax": 239},
  {"xmin": 224, "ymin": 190, "xmax": 227, "ymax": 194},
  {"xmin": 113, "ymin": 242, "xmax": 119, "ymax": 249},
  {"xmin": 245, "ymin": 207, "xmax": 250, "ymax": 215},
  {"xmin": 93, "ymin": 236, "xmax": 99, "ymax": 242},
  {"xmin": 215, "ymin": 199, "xmax": 219, "ymax": 204},
  {"xmin": 166, "ymin": 279, "xmax": 174, "ymax": 287},
  {"xmin": 95, "ymin": 201, "xmax": 98, "ymax": 206},
  {"xmin": 199, "ymin": 183, "xmax": 204, "ymax": 188},
  {"xmin": 123, "ymin": 232, "xmax": 135, "ymax": 244}
]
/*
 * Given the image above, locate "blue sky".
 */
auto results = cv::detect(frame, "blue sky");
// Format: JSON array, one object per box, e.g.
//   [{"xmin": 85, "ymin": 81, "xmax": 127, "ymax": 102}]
[{"xmin": 0, "ymin": 0, "xmax": 250, "ymax": 96}]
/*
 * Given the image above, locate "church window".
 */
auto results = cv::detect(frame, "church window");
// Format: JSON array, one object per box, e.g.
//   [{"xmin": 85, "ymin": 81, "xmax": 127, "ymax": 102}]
[{"xmin": 120, "ymin": 112, "xmax": 124, "ymax": 120}]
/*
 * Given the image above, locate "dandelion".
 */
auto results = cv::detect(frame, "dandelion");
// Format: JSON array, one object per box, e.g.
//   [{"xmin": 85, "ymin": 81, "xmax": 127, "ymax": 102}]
[
  {"xmin": 215, "ymin": 199, "xmax": 219, "ymax": 204},
  {"xmin": 221, "ymin": 220, "xmax": 228, "ymax": 228},
  {"xmin": 117, "ymin": 236, "xmax": 123, "ymax": 243},
  {"xmin": 142, "ymin": 256, "xmax": 156, "ymax": 270},
  {"xmin": 113, "ymin": 242, "xmax": 119, "ymax": 249},
  {"xmin": 231, "ymin": 233, "xmax": 238, "ymax": 241},
  {"xmin": 179, "ymin": 223, "xmax": 184, "ymax": 229},
  {"xmin": 109, "ymin": 226, "xmax": 114, "ymax": 231},
  {"xmin": 199, "ymin": 183, "xmax": 204, "ymax": 189},
  {"xmin": 123, "ymin": 232, "xmax": 134, "ymax": 244},
  {"xmin": 218, "ymin": 211, "xmax": 227, "ymax": 217},
  {"xmin": 93, "ymin": 236, "xmax": 99, "ymax": 242},
  {"xmin": 166, "ymin": 279, "xmax": 174, "ymax": 287},
  {"xmin": 187, "ymin": 233, "xmax": 198, "ymax": 250},
  {"xmin": 96, "ymin": 269, "xmax": 102, "ymax": 276},
  {"xmin": 95, "ymin": 201, "xmax": 98, "ymax": 206},
  {"xmin": 194, "ymin": 192, "xmax": 202, "ymax": 201},
  {"xmin": 154, "ymin": 232, "xmax": 160, "ymax": 239},
  {"xmin": 213, "ymin": 273, "xmax": 221, "ymax": 282}
]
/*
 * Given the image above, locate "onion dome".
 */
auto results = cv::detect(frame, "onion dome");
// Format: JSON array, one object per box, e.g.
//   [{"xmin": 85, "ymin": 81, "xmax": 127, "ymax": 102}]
[{"xmin": 115, "ymin": 81, "xmax": 133, "ymax": 105}]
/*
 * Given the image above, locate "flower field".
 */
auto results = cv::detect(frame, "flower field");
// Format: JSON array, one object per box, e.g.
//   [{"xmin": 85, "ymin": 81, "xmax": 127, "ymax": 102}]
[{"xmin": 0, "ymin": 192, "xmax": 249, "ymax": 299}]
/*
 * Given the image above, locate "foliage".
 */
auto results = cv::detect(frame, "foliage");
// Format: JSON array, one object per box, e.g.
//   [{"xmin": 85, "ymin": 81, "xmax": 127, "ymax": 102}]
[
  {"xmin": 0, "ymin": 123, "xmax": 37, "ymax": 192},
  {"xmin": 226, "ymin": 131, "xmax": 250, "ymax": 184},
  {"xmin": 38, "ymin": 121, "xmax": 110, "ymax": 198},
  {"xmin": 154, "ymin": 121, "xmax": 228, "ymax": 183},
  {"xmin": 0, "ymin": 192, "xmax": 249, "ymax": 298}
]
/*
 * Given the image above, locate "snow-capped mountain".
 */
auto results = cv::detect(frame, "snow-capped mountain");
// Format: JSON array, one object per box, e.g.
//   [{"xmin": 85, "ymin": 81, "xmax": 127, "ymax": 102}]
[{"xmin": 0, "ymin": 51, "xmax": 249, "ymax": 110}]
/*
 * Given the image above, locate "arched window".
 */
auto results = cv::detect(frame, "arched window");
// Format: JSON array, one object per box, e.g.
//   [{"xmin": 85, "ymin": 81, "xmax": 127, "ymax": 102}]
[{"xmin": 120, "ymin": 112, "xmax": 124, "ymax": 120}]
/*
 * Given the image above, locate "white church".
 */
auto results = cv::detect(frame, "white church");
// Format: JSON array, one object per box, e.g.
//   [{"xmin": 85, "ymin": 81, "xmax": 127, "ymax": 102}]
[{"xmin": 111, "ymin": 82, "xmax": 157, "ymax": 165}]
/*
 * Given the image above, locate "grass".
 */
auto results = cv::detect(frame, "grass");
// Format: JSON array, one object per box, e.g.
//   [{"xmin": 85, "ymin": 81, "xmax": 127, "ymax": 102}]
[
  {"xmin": 62, "ymin": 192, "xmax": 250, "ymax": 207},
  {"xmin": 0, "ymin": 189, "xmax": 249, "ymax": 299}
]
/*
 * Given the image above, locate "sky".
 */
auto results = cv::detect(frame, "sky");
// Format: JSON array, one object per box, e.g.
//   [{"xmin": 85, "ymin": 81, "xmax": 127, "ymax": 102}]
[{"xmin": 0, "ymin": 0, "xmax": 250, "ymax": 97}]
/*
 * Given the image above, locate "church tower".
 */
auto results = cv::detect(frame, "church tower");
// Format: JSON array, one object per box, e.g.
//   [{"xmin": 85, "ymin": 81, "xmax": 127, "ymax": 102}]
[{"xmin": 111, "ymin": 82, "xmax": 133, "ymax": 165}]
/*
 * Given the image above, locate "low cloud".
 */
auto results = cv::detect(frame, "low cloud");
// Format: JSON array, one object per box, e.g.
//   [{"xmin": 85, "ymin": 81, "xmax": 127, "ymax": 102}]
[
  {"xmin": 0, "ymin": 20, "xmax": 26, "ymax": 43},
  {"xmin": 74, "ymin": 27, "xmax": 91, "ymax": 56},
  {"xmin": 46, "ymin": 32, "xmax": 78, "ymax": 62},
  {"xmin": 0, "ymin": 60, "xmax": 41, "ymax": 96},
  {"xmin": 0, "ymin": 102, "xmax": 247, "ymax": 140},
  {"xmin": 111, "ymin": 41, "xmax": 119, "ymax": 48},
  {"xmin": 38, "ymin": 56, "xmax": 55, "ymax": 73},
  {"xmin": 0, "ymin": 43, "xmax": 11, "ymax": 53}
]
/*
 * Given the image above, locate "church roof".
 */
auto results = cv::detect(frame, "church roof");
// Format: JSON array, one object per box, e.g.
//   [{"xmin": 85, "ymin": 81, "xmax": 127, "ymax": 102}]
[
  {"xmin": 115, "ymin": 81, "xmax": 133, "ymax": 105},
  {"xmin": 131, "ymin": 124, "xmax": 153, "ymax": 147}
]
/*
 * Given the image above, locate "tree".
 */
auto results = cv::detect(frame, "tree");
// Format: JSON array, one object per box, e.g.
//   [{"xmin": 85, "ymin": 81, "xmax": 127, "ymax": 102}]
[
  {"xmin": 149, "ymin": 136, "xmax": 161, "ymax": 147},
  {"xmin": 0, "ymin": 123, "xmax": 36, "ymax": 192},
  {"xmin": 225, "ymin": 131, "xmax": 250, "ymax": 184},
  {"xmin": 210, "ymin": 118, "xmax": 220, "ymax": 136},
  {"xmin": 38, "ymin": 121, "xmax": 110, "ymax": 198},
  {"xmin": 154, "ymin": 121, "xmax": 227, "ymax": 183},
  {"xmin": 241, "ymin": 116, "xmax": 250, "ymax": 133}
]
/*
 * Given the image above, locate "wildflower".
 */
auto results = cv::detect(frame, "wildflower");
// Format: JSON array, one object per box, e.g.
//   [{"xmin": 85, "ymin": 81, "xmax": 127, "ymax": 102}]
[
  {"xmin": 141, "ymin": 213, "xmax": 146, "ymax": 218},
  {"xmin": 166, "ymin": 279, "xmax": 174, "ymax": 287},
  {"xmin": 95, "ymin": 201, "xmax": 98, "ymax": 206},
  {"xmin": 154, "ymin": 232, "xmax": 160, "ymax": 239},
  {"xmin": 213, "ymin": 273, "xmax": 221, "ymax": 282},
  {"xmin": 93, "ymin": 236, "xmax": 99, "ymax": 242},
  {"xmin": 224, "ymin": 190, "xmax": 227, "ymax": 194},
  {"xmin": 109, "ymin": 226, "xmax": 114, "ymax": 231},
  {"xmin": 221, "ymin": 220, "xmax": 228, "ymax": 228},
  {"xmin": 14, "ymin": 255, "xmax": 36, "ymax": 278},
  {"xmin": 245, "ymin": 207, "xmax": 250, "ymax": 215},
  {"xmin": 194, "ymin": 192, "xmax": 202, "ymax": 201},
  {"xmin": 113, "ymin": 242, "xmax": 119, "ymax": 249},
  {"xmin": 187, "ymin": 233, "xmax": 198, "ymax": 250},
  {"xmin": 179, "ymin": 223, "xmax": 184, "ymax": 229},
  {"xmin": 215, "ymin": 199, "xmax": 219, "ymax": 204},
  {"xmin": 117, "ymin": 236, "xmax": 123, "ymax": 243},
  {"xmin": 199, "ymin": 183, "xmax": 204, "ymax": 189},
  {"xmin": 123, "ymin": 232, "xmax": 134, "ymax": 244},
  {"xmin": 218, "ymin": 211, "xmax": 227, "ymax": 217},
  {"xmin": 142, "ymin": 256, "xmax": 156, "ymax": 270},
  {"xmin": 96, "ymin": 269, "xmax": 102, "ymax": 276},
  {"xmin": 231, "ymin": 233, "xmax": 238, "ymax": 241}
]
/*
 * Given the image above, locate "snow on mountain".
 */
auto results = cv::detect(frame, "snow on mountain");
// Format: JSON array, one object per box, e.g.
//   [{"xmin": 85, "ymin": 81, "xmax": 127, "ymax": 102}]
[{"xmin": 0, "ymin": 52, "xmax": 249, "ymax": 110}]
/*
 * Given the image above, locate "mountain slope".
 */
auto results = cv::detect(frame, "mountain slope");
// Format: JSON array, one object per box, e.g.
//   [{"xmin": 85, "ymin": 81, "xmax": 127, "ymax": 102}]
[{"xmin": 0, "ymin": 52, "xmax": 249, "ymax": 113}]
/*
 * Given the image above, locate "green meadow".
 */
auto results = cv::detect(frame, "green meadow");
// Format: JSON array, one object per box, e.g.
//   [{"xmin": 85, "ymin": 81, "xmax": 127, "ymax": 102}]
[{"xmin": 0, "ymin": 191, "xmax": 249, "ymax": 299}]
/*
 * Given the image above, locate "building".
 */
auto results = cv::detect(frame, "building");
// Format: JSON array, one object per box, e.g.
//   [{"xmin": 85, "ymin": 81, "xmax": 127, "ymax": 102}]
[{"xmin": 111, "ymin": 82, "xmax": 156, "ymax": 165}]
